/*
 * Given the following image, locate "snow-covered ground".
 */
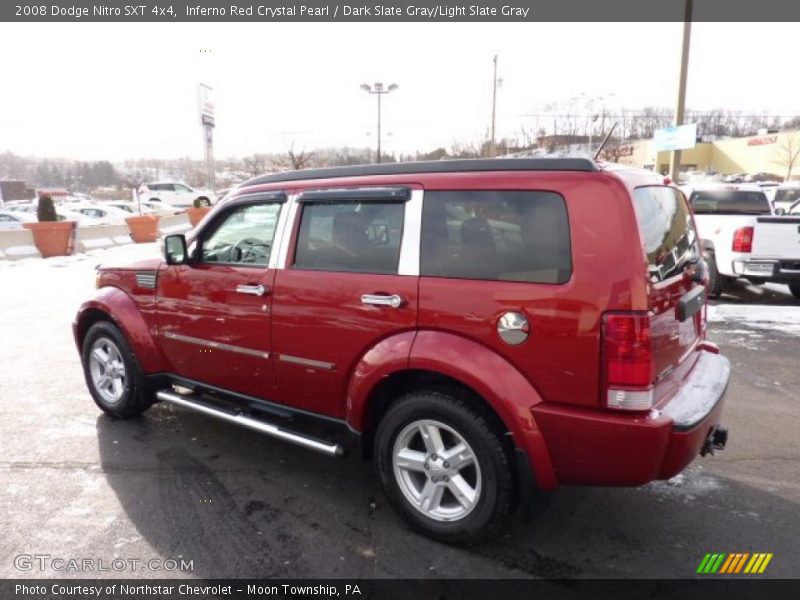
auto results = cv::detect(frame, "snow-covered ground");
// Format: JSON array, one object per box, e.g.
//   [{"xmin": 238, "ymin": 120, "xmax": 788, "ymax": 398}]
[{"xmin": 708, "ymin": 303, "xmax": 800, "ymax": 335}]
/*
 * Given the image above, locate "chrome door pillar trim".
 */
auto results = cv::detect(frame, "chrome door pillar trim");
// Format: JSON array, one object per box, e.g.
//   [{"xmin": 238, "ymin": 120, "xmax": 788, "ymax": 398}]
[
  {"xmin": 269, "ymin": 194, "xmax": 296, "ymax": 270},
  {"xmin": 398, "ymin": 188, "xmax": 423, "ymax": 276}
]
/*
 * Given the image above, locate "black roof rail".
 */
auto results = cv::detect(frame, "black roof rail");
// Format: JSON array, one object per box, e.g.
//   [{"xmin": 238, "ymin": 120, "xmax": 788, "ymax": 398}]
[{"xmin": 240, "ymin": 158, "xmax": 598, "ymax": 188}]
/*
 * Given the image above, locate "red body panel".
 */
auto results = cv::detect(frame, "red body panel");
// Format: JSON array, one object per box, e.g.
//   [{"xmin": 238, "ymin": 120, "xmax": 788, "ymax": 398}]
[
  {"xmin": 270, "ymin": 269, "xmax": 418, "ymax": 418},
  {"xmin": 156, "ymin": 263, "xmax": 279, "ymax": 401},
  {"xmin": 74, "ymin": 284, "xmax": 167, "ymax": 374},
  {"xmin": 74, "ymin": 164, "xmax": 729, "ymax": 495}
]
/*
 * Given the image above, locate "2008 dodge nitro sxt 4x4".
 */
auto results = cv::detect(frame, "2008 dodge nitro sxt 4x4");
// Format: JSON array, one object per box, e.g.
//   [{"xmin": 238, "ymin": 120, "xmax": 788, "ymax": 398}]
[{"xmin": 75, "ymin": 158, "xmax": 729, "ymax": 543}]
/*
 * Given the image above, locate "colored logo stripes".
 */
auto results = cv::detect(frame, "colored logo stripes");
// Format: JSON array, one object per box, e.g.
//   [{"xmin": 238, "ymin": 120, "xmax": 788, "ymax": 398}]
[{"xmin": 697, "ymin": 553, "xmax": 773, "ymax": 574}]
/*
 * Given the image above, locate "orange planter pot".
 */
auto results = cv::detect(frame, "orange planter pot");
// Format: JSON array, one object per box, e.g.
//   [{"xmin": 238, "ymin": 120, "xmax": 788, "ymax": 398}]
[
  {"xmin": 125, "ymin": 215, "xmax": 161, "ymax": 243},
  {"xmin": 23, "ymin": 221, "xmax": 76, "ymax": 258},
  {"xmin": 186, "ymin": 207, "xmax": 211, "ymax": 227}
]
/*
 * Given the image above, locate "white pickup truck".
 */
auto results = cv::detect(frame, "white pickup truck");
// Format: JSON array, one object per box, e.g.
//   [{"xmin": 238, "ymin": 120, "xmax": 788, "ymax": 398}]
[{"xmin": 682, "ymin": 184, "xmax": 800, "ymax": 300}]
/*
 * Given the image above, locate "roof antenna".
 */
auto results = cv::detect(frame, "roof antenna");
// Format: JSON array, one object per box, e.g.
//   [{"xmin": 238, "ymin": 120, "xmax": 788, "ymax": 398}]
[{"xmin": 593, "ymin": 122, "xmax": 618, "ymax": 160}]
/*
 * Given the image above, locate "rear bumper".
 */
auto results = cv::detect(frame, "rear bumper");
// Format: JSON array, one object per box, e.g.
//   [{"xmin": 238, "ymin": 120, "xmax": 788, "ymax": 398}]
[
  {"xmin": 531, "ymin": 350, "xmax": 730, "ymax": 486},
  {"xmin": 732, "ymin": 259, "xmax": 800, "ymax": 282}
]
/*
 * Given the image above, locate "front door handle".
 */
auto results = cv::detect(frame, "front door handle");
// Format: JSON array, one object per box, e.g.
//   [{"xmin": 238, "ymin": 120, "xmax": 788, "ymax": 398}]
[
  {"xmin": 236, "ymin": 284, "xmax": 268, "ymax": 297},
  {"xmin": 361, "ymin": 293, "xmax": 404, "ymax": 308}
]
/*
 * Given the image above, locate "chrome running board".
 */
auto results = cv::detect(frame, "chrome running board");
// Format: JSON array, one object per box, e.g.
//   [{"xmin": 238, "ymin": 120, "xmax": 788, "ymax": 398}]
[{"xmin": 156, "ymin": 390, "xmax": 344, "ymax": 457}]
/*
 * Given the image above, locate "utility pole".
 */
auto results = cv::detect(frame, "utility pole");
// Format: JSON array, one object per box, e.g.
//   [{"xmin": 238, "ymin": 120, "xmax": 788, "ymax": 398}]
[
  {"xmin": 670, "ymin": 0, "xmax": 693, "ymax": 182},
  {"xmin": 490, "ymin": 54, "xmax": 498, "ymax": 156}
]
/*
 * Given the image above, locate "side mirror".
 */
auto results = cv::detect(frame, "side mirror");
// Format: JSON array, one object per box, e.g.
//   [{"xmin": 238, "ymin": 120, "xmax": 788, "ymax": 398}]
[
  {"xmin": 774, "ymin": 208, "xmax": 786, "ymax": 216},
  {"xmin": 164, "ymin": 234, "xmax": 188, "ymax": 265}
]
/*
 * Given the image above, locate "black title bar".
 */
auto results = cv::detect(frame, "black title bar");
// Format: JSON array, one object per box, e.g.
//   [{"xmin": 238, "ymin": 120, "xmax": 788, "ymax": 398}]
[{"xmin": 4, "ymin": 0, "xmax": 800, "ymax": 22}]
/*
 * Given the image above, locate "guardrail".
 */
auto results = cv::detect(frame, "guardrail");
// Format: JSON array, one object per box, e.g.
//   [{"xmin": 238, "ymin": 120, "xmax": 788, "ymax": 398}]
[
  {"xmin": 74, "ymin": 224, "xmax": 132, "ymax": 253},
  {"xmin": 0, "ymin": 213, "xmax": 193, "ymax": 262},
  {"xmin": 0, "ymin": 229, "xmax": 41, "ymax": 260},
  {"xmin": 158, "ymin": 213, "xmax": 192, "ymax": 236}
]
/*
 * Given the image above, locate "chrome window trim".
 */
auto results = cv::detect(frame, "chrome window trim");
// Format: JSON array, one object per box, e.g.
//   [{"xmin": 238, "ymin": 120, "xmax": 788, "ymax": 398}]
[
  {"xmin": 268, "ymin": 194, "xmax": 295, "ymax": 270},
  {"xmin": 398, "ymin": 188, "xmax": 422, "ymax": 277},
  {"xmin": 274, "ymin": 195, "xmax": 300, "ymax": 270},
  {"xmin": 162, "ymin": 331, "xmax": 269, "ymax": 359}
]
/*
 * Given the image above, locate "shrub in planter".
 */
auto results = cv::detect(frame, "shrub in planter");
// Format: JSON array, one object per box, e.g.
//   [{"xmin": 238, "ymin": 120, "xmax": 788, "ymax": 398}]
[
  {"xmin": 186, "ymin": 197, "xmax": 212, "ymax": 227},
  {"xmin": 125, "ymin": 214, "xmax": 161, "ymax": 243},
  {"xmin": 23, "ymin": 194, "xmax": 76, "ymax": 258}
]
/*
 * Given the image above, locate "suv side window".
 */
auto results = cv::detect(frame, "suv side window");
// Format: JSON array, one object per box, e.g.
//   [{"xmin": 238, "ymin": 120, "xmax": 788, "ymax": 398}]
[
  {"xmin": 293, "ymin": 201, "xmax": 404, "ymax": 274},
  {"xmin": 200, "ymin": 203, "xmax": 281, "ymax": 267},
  {"xmin": 421, "ymin": 190, "xmax": 571, "ymax": 284},
  {"xmin": 174, "ymin": 184, "xmax": 192, "ymax": 192}
]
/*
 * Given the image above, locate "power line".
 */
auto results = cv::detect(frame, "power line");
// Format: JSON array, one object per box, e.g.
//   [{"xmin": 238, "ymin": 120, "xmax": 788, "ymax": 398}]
[{"xmin": 518, "ymin": 112, "xmax": 800, "ymax": 119}]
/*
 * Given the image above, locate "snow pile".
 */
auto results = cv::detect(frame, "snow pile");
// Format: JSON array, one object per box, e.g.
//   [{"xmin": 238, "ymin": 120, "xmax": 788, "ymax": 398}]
[{"xmin": 708, "ymin": 304, "xmax": 800, "ymax": 335}]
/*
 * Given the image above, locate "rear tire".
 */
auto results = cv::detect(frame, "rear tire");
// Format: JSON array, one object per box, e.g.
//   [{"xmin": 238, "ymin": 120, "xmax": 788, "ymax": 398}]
[
  {"xmin": 704, "ymin": 251, "xmax": 723, "ymax": 298},
  {"xmin": 375, "ymin": 389, "xmax": 514, "ymax": 544},
  {"xmin": 82, "ymin": 321, "xmax": 154, "ymax": 418},
  {"xmin": 789, "ymin": 282, "xmax": 800, "ymax": 300}
]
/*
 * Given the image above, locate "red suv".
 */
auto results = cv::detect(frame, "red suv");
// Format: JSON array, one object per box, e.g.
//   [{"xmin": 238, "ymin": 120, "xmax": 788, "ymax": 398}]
[{"xmin": 74, "ymin": 159, "xmax": 729, "ymax": 543}]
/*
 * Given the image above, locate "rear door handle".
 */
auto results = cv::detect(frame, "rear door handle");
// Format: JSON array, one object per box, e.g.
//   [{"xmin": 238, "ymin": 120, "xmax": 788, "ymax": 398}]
[
  {"xmin": 361, "ymin": 294, "xmax": 404, "ymax": 308},
  {"xmin": 236, "ymin": 284, "xmax": 268, "ymax": 297}
]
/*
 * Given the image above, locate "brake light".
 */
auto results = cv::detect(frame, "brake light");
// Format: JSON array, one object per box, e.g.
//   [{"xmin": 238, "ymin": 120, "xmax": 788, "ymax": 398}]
[
  {"xmin": 602, "ymin": 313, "xmax": 654, "ymax": 411},
  {"xmin": 732, "ymin": 226, "xmax": 754, "ymax": 253}
]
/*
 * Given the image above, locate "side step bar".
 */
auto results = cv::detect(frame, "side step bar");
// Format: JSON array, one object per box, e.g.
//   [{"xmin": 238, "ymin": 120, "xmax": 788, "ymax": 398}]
[{"xmin": 156, "ymin": 390, "xmax": 344, "ymax": 457}]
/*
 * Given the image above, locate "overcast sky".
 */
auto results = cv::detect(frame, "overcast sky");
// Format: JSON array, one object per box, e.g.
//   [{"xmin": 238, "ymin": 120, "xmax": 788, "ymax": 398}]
[{"xmin": 0, "ymin": 22, "xmax": 796, "ymax": 161}]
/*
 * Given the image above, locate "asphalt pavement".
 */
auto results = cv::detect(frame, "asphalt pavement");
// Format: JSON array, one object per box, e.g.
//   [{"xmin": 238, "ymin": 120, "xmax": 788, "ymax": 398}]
[{"xmin": 0, "ymin": 247, "xmax": 798, "ymax": 579}]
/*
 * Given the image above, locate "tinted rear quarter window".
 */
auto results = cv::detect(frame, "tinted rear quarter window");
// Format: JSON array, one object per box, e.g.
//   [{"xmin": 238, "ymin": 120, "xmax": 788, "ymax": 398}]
[
  {"xmin": 633, "ymin": 186, "xmax": 698, "ymax": 283},
  {"xmin": 689, "ymin": 190, "xmax": 770, "ymax": 214},
  {"xmin": 421, "ymin": 190, "xmax": 571, "ymax": 284}
]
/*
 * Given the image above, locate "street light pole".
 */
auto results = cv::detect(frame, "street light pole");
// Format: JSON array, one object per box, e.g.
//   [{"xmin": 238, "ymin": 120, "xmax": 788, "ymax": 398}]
[
  {"xmin": 670, "ymin": 0, "xmax": 693, "ymax": 181},
  {"xmin": 361, "ymin": 82, "xmax": 398, "ymax": 164},
  {"xmin": 491, "ymin": 54, "xmax": 498, "ymax": 156}
]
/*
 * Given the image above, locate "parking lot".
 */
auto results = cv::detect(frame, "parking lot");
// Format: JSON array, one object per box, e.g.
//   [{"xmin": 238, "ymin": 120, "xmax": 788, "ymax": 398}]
[{"xmin": 0, "ymin": 245, "xmax": 798, "ymax": 579}]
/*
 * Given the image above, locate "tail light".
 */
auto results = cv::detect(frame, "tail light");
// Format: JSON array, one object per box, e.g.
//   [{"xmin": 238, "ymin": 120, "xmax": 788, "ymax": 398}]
[
  {"xmin": 732, "ymin": 226, "xmax": 754, "ymax": 253},
  {"xmin": 601, "ymin": 312, "xmax": 654, "ymax": 411}
]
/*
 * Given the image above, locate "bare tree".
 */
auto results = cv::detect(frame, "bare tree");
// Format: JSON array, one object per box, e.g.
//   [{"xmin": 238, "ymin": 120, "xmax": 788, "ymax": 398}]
[
  {"xmin": 242, "ymin": 154, "xmax": 267, "ymax": 177},
  {"xmin": 274, "ymin": 143, "xmax": 315, "ymax": 171},
  {"xmin": 773, "ymin": 132, "xmax": 800, "ymax": 181}
]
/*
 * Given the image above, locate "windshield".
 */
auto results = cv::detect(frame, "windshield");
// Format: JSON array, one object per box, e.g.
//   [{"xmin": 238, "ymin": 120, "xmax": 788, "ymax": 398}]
[
  {"xmin": 689, "ymin": 190, "xmax": 771, "ymax": 215},
  {"xmin": 774, "ymin": 188, "xmax": 800, "ymax": 206}
]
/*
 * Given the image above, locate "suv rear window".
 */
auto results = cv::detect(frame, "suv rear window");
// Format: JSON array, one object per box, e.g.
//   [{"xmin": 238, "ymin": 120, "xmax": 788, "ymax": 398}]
[
  {"xmin": 689, "ymin": 190, "xmax": 771, "ymax": 215},
  {"xmin": 633, "ymin": 186, "xmax": 698, "ymax": 283},
  {"xmin": 420, "ymin": 190, "xmax": 571, "ymax": 284}
]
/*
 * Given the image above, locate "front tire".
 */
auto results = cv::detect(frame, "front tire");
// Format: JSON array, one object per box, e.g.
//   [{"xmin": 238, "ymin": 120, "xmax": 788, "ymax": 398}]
[
  {"xmin": 375, "ymin": 389, "xmax": 514, "ymax": 544},
  {"xmin": 789, "ymin": 282, "xmax": 800, "ymax": 300},
  {"xmin": 196, "ymin": 197, "xmax": 211, "ymax": 207},
  {"xmin": 82, "ymin": 321, "xmax": 153, "ymax": 418}
]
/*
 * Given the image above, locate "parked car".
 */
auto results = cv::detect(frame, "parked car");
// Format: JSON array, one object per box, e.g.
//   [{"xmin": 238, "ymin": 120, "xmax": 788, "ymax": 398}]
[
  {"xmin": 0, "ymin": 210, "xmax": 35, "ymax": 230},
  {"xmin": 5, "ymin": 203, "xmax": 37, "ymax": 214},
  {"xmin": 55, "ymin": 208, "xmax": 93, "ymax": 225},
  {"xmin": 772, "ymin": 183, "xmax": 800, "ymax": 213},
  {"xmin": 75, "ymin": 158, "xmax": 730, "ymax": 543},
  {"xmin": 70, "ymin": 204, "xmax": 133, "ymax": 225},
  {"xmin": 682, "ymin": 183, "xmax": 800, "ymax": 299},
  {"xmin": 137, "ymin": 182, "xmax": 215, "ymax": 208}
]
